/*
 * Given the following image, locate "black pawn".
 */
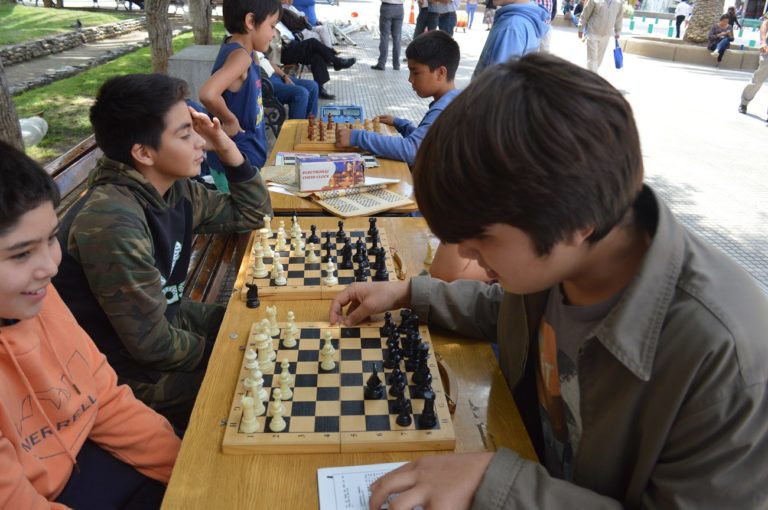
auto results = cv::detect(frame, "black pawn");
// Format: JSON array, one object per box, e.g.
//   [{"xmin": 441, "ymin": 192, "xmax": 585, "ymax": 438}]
[
  {"xmin": 384, "ymin": 343, "xmax": 401, "ymax": 369},
  {"xmin": 336, "ymin": 220, "xmax": 346, "ymax": 240},
  {"xmin": 245, "ymin": 282, "xmax": 260, "ymax": 309},
  {"xmin": 388, "ymin": 365, "xmax": 405, "ymax": 386},
  {"xmin": 417, "ymin": 391, "xmax": 437, "ymax": 429},
  {"xmin": 368, "ymin": 234, "xmax": 382, "ymax": 256},
  {"xmin": 367, "ymin": 217, "xmax": 378, "ymax": 237},
  {"xmin": 389, "ymin": 378, "xmax": 406, "ymax": 398},
  {"xmin": 340, "ymin": 238, "xmax": 353, "ymax": 269},
  {"xmin": 373, "ymin": 254, "xmax": 389, "ymax": 281},
  {"xmin": 393, "ymin": 392, "xmax": 408, "ymax": 413},
  {"xmin": 397, "ymin": 309, "xmax": 412, "ymax": 333},
  {"xmin": 322, "ymin": 231, "xmax": 333, "ymax": 251},
  {"xmin": 324, "ymin": 245, "xmax": 333, "ymax": 263},
  {"xmin": 380, "ymin": 311, "xmax": 394, "ymax": 336},
  {"xmin": 353, "ymin": 239, "xmax": 365, "ymax": 263},
  {"xmin": 354, "ymin": 265, "xmax": 368, "ymax": 282},
  {"xmin": 308, "ymin": 225, "xmax": 320, "ymax": 244},
  {"xmin": 396, "ymin": 398, "xmax": 413, "ymax": 427},
  {"xmin": 364, "ymin": 366, "xmax": 385, "ymax": 399}
]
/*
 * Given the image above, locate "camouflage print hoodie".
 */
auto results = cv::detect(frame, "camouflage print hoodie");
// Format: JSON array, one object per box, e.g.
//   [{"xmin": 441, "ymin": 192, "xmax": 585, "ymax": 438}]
[{"xmin": 53, "ymin": 157, "xmax": 271, "ymax": 408}]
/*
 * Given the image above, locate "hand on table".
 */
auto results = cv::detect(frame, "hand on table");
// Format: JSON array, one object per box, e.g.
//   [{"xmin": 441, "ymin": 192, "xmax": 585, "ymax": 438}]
[
  {"xmin": 330, "ymin": 280, "xmax": 411, "ymax": 326},
  {"xmin": 368, "ymin": 452, "xmax": 494, "ymax": 510},
  {"xmin": 335, "ymin": 127, "xmax": 353, "ymax": 148},
  {"xmin": 376, "ymin": 114, "xmax": 395, "ymax": 126}
]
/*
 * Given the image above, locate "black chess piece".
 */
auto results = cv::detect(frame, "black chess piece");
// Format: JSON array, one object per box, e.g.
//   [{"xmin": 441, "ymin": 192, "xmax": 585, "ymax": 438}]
[
  {"xmin": 396, "ymin": 398, "xmax": 413, "ymax": 427},
  {"xmin": 367, "ymin": 217, "xmax": 378, "ymax": 237},
  {"xmin": 324, "ymin": 244, "xmax": 333, "ymax": 263},
  {"xmin": 389, "ymin": 378, "xmax": 406, "ymax": 398},
  {"xmin": 393, "ymin": 392, "xmax": 408, "ymax": 413},
  {"xmin": 353, "ymin": 239, "xmax": 365, "ymax": 263},
  {"xmin": 412, "ymin": 371, "xmax": 433, "ymax": 399},
  {"xmin": 340, "ymin": 238, "xmax": 353, "ymax": 269},
  {"xmin": 308, "ymin": 225, "xmax": 320, "ymax": 244},
  {"xmin": 368, "ymin": 234, "xmax": 382, "ymax": 256},
  {"xmin": 245, "ymin": 282, "xmax": 260, "ymax": 309},
  {"xmin": 354, "ymin": 265, "xmax": 368, "ymax": 282},
  {"xmin": 397, "ymin": 309, "xmax": 412, "ymax": 334},
  {"xmin": 380, "ymin": 311, "xmax": 395, "ymax": 336},
  {"xmin": 322, "ymin": 231, "xmax": 333, "ymax": 251},
  {"xmin": 410, "ymin": 343, "xmax": 431, "ymax": 382},
  {"xmin": 364, "ymin": 366, "xmax": 385, "ymax": 399},
  {"xmin": 417, "ymin": 391, "xmax": 437, "ymax": 428},
  {"xmin": 384, "ymin": 341, "xmax": 401, "ymax": 369},
  {"xmin": 336, "ymin": 220, "xmax": 346, "ymax": 240},
  {"xmin": 388, "ymin": 365, "xmax": 405, "ymax": 386}
]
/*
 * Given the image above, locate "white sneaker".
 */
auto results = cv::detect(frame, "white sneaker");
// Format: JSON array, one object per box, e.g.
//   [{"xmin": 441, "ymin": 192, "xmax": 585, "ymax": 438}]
[{"xmin": 711, "ymin": 50, "xmax": 719, "ymax": 58}]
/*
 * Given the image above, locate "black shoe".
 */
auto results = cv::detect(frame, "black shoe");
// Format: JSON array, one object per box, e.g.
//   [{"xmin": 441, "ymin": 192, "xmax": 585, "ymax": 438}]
[
  {"xmin": 738, "ymin": 104, "xmax": 747, "ymax": 114},
  {"xmin": 392, "ymin": 66, "xmax": 400, "ymax": 70},
  {"xmin": 371, "ymin": 64, "xmax": 385, "ymax": 70},
  {"xmin": 318, "ymin": 87, "xmax": 335, "ymax": 100},
  {"xmin": 333, "ymin": 57, "xmax": 356, "ymax": 71}
]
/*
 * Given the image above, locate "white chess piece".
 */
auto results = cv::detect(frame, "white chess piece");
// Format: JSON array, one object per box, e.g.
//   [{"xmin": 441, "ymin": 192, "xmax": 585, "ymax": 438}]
[
  {"xmin": 322, "ymin": 330, "xmax": 336, "ymax": 356},
  {"xmin": 269, "ymin": 388, "xmax": 284, "ymax": 416},
  {"xmin": 292, "ymin": 213, "xmax": 302, "ymax": 236},
  {"xmin": 256, "ymin": 332, "xmax": 274, "ymax": 373},
  {"xmin": 270, "ymin": 260, "xmax": 280, "ymax": 280},
  {"xmin": 323, "ymin": 259, "xmax": 338, "ymax": 287},
  {"xmin": 240, "ymin": 396, "xmax": 260, "ymax": 433},
  {"xmin": 266, "ymin": 308, "xmax": 280, "ymax": 338},
  {"xmin": 282, "ymin": 312, "xmax": 298, "ymax": 348},
  {"xmin": 276, "ymin": 231, "xmax": 287, "ymax": 251},
  {"xmin": 280, "ymin": 358, "xmax": 293, "ymax": 386},
  {"xmin": 252, "ymin": 245, "xmax": 268, "ymax": 278},
  {"xmin": 279, "ymin": 370, "xmax": 293, "ymax": 400},
  {"xmin": 320, "ymin": 342, "xmax": 336, "ymax": 371},
  {"xmin": 424, "ymin": 239, "xmax": 435, "ymax": 265},
  {"xmin": 269, "ymin": 396, "xmax": 287, "ymax": 432},
  {"xmin": 244, "ymin": 348, "xmax": 258, "ymax": 370},
  {"xmin": 260, "ymin": 228, "xmax": 274, "ymax": 257},
  {"xmin": 274, "ymin": 261, "xmax": 287, "ymax": 286},
  {"xmin": 251, "ymin": 368, "xmax": 268, "ymax": 402},
  {"xmin": 306, "ymin": 243, "xmax": 319, "ymax": 263},
  {"xmin": 263, "ymin": 215, "xmax": 273, "ymax": 236}
]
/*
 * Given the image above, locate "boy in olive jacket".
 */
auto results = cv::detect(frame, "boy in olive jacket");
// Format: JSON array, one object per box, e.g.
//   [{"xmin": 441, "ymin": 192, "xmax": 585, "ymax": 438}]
[
  {"xmin": 330, "ymin": 55, "xmax": 768, "ymax": 509},
  {"xmin": 54, "ymin": 74, "xmax": 272, "ymax": 428}
]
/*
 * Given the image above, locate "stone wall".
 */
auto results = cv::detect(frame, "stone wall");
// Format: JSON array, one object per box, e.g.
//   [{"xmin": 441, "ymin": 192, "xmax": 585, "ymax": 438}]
[{"xmin": 0, "ymin": 17, "xmax": 147, "ymax": 67}]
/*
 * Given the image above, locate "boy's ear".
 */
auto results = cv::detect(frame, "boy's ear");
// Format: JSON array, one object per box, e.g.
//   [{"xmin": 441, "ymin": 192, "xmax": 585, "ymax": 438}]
[
  {"xmin": 130, "ymin": 143, "xmax": 155, "ymax": 168},
  {"xmin": 436, "ymin": 65, "xmax": 448, "ymax": 81},
  {"xmin": 567, "ymin": 227, "xmax": 595, "ymax": 247},
  {"xmin": 245, "ymin": 12, "xmax": 255, "ymax": 30}
]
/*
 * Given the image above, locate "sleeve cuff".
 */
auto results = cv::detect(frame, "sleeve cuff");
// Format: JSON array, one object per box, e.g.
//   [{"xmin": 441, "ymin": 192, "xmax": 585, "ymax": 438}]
[
  {"xmin": 471, "ymin": 448, "xmax": 525, "ymax": 509},
  {"xmin": 409, "ymin": 274, "xmax": 435, "ymax": 323},
  {"xmin": 223, "ymin": 155, "xmax": 256, "ymax": 183}
]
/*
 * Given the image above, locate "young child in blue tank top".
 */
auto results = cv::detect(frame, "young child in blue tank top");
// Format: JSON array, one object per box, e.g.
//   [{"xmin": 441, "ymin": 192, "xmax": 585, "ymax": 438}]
[{"xmin": 200, "ymin": 0, "xmax": 282, "ymax": 170}]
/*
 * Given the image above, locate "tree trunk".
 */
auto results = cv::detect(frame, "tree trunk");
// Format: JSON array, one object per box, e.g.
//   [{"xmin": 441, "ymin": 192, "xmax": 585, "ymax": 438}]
[
  {"xmin": 43, "ymin": 0, "xmax": 54, "ymax": 7},
  {"xmin": 684, "ymin": 0, "xmax": 725, "ymax": 43},
  {"xmin": 0, "ymin": 60, "xmax": 24, "ymax": 151},
  {"xmin": 146, "ymin": 0, "xmax": 173, "ymax": 73},
  {"xmin": 188, "ymin": 0, "xmax": 213, "ymax": 44}
]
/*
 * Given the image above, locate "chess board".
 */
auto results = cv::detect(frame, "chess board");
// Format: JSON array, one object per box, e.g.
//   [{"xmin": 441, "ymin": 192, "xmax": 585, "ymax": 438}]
[
  {"xmin": 241, "ymin": 226, "xmax": 398, "ymax": 301},
  {"xmin": 222, "ymin": 320, "xmax": 456, "ymax": 454},
  {"xmin": 293, "ymin": 120, "xmax": 395, "ymax": 152}
]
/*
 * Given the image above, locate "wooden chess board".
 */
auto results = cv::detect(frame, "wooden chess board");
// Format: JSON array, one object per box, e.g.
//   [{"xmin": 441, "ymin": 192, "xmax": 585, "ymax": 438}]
[
  {"xmin": 222, "ymin": 319, "xmax": 456, "ymax": 454},
  {"xmin": 293, "ymin": 120, "xmax": 394, "ymax": 152},
  {"xmin": 241, "ymin": 225, "xmax": 398, "ymax": 301}
]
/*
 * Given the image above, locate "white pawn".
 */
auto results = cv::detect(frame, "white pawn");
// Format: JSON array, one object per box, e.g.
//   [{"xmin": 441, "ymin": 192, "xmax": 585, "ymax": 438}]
[
  {"xmin": 320, "ymin": 342, "xmax": 336, "ymax": 371},
  {"xmin": 424, "ymin": 239, "xmax": 435, "ymax": 265},
  {"xmin": 256, "ymin": 334, "xmax": 274, "ymax": 373},
  {"xmin": 280, "ymin": 358, "xmax": 294, "ymax": 386},
  {"xmin": 263, "ymin": 215, "xmax": 273, "ymax": 236},
  {"xmin": 322, "ymin": 330, "xmax": 336, "ymax": 356},
  {"xmin": 269, "ymin": 398, "xmax": 287, "ymax": 433},
  {"xmin": 252, "ymin": 245, "xmax": 268, "ymax": 278},
  {"xmin": 279, "ymin": 370, "xmax": 293, "ymax": 400},
  {"xmin": 269, "ymin": 388, "xmax": 284, "ymax": 416},
  {"xmin": 306, "ymin": 243, "xmax": 320, "ymax": 263},
  {"xmin": 292, "ymin": 213, "xmax": 302, "ymax": 235},
  {"xmin": 251, "ymin": 368, "xmax": 268, "ymax": 402},
  {"xmin": 323, "ymin": 259, "xmax": 338, "ymax": 287},
  {"xmin": 270, "ymin": 259, "xmax": 280, "ymax": 280},
  {"xmin": 240, "ymin": 396, "xmax": 260, "ymax": 433},
  {"xmin": 274, "ymin": 261, "xmax": 287, "ymax": 286},
  {"xmin": 260, "ymin": 228, "xmax": 274, "ymax": 257},
  {"xmin": 266, "ymin": 309, "xmax": 280, "ymax": 338},
  {"xmin": 278, "ymin": 219, "xmax": 286, "ymax": 234},
  {"xmin": 282, "ymin": 312, "xmax": 298, "ymax": 348},
  {"xmin": 244, "ymin": 348, "xmax": 258, "ymax": 370},
  {"xmin": 276, "ymin": 231, "xmax": 287, "ymax": 251}
]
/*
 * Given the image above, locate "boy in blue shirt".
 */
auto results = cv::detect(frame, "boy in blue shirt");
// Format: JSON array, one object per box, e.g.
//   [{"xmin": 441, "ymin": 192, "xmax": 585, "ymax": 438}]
[{"xmin": 335, "ymin": 31, "xmax": 461, "ymax": 167}]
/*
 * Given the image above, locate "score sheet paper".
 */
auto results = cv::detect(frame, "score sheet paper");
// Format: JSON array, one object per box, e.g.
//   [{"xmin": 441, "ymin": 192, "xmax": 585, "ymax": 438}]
[{"xmin": 317, "ymin": 462, "xmax": 424, "ymax": 510}]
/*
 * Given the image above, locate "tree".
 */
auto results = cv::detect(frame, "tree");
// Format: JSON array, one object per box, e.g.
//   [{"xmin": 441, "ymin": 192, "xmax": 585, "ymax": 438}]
[
  {"xmin": 0, "ymin": 60, "xmax": 23, "ymax": 151},
  {"xmin": 188, "ymin": 0, "xmax": 214, "ymax": 45},
  {"xmin": 684, "ymin": 0, "xmax": 725, "ymax": 43},
  {"xmin": 146, "ymin": 0, "xmax": 173, "ymax": 72}
]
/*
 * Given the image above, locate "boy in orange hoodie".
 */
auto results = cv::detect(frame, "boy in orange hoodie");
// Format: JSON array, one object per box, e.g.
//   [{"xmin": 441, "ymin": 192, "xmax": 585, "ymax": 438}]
[{"xmin": 0, "ymin": 140, "xmax": 180, "ymax": 509}]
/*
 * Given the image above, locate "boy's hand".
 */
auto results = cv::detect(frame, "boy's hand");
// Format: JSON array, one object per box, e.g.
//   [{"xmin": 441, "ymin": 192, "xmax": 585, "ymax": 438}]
[
  {"xmin": 377, "ymin": 115, "xmax": 395, "ymax": 126},
  {"xmin": 330, "ymin": 280, "xmax": 411, "ymax": 326},
  {"xmin": 335, "ymin": 127, "xmax": 353, "ymax": 148},
  {"xmin": 368, "ymin": 453, "xmax": 494, "ymax": 510},
  {"xmin": 189, "ymin": 108, "xmax": 244, "ymax": 166},
  {"xmin": 281, "ymin": 74, "xmax": 295, "ymax": 85}
]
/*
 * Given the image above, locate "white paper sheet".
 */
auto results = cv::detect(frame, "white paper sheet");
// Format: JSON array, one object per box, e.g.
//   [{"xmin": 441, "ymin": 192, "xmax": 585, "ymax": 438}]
[{"xmin": 317, "ymin": 462, "xmax": 412, "ymax": 510}]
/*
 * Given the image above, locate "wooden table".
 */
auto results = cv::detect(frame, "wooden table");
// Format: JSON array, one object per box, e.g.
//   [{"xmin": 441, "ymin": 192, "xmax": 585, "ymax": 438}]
[
  {"xmin": 267, "ymin": 120, "xmax": 418, "ymax": 215},
  {"xmin": 162, "ymin": 217, "xmax": 535, "ymax": 509}
]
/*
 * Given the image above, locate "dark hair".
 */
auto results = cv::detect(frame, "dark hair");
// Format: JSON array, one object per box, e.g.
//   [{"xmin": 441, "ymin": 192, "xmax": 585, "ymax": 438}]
[
  {"xmin": 224, "ymin": 0, "xmax": 282, "ymax": 34},
  {"xmin": 405, "ymin": 30, "xmax": 461, "ymax": 81},
  {"xmin": 720, "ymin": 14, "xmax": 730, "ymax": 20},
  {"xmin": 414, "ymin": 54, "xmax": 644, "ymax": 255},
  {"xmin": 0, "ymin": 140, "xmax": 60, "ymax": 235},
  {"xmin": 90, "ymin": 74, "xmax": 189, "ymax": 167}
]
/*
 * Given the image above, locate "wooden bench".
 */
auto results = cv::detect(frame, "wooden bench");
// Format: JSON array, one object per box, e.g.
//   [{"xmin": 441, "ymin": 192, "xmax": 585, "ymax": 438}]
[{"xmin": 45, "ymin": 136, "xmax": 249, "ymax": 305}]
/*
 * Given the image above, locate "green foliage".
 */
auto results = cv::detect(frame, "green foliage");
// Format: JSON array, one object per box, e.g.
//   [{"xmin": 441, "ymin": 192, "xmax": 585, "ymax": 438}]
[
  {"xmin": 0, "ymin": 4, "xmax": 135, "ymax": 45},
  {"xmin": 13, "ymin": 23, "xmax": 226, "ymax": 164}
]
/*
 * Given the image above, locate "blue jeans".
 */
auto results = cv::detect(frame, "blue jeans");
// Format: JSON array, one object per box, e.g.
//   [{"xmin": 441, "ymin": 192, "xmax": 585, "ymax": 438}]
[
  {"xmin": 714, "ymin": 37, "xmax": 731, "ymax": 62},
  {"xmin": 466, "ymin": 3, "xmax": 477, "ymax": 28},
  {"xmin": 427, "ymin": 10, "xmax": 457, "ymax": 34},
  {"xmin": 269, "ymin": 74, "xmax": 319, "ymax": 119},
  {"xmin": 414, "ymin": 5, "xmax": 430, "ymax": 36},
  {"xmin": 378, "ymin": 3, "xmax": 404, "ymax": 68}
]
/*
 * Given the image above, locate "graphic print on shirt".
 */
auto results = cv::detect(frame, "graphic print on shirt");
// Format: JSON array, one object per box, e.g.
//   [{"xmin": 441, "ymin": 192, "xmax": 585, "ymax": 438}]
[
  {"xmin": 159, "ymin": 241, "xmax": 185, "ymax": 305},
  {"xmin": 256, "ymin": 77, "xmax": 264, "ymax": 127},
  {"xmin": 536, "ymin": 319, "xmax": 580, "ymax": 481}
]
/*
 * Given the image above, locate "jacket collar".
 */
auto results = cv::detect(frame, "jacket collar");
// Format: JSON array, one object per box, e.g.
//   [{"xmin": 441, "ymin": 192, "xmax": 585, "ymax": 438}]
[{"xmin": 590, "ymin": 185, "xmax": 685, "ymax": 381}]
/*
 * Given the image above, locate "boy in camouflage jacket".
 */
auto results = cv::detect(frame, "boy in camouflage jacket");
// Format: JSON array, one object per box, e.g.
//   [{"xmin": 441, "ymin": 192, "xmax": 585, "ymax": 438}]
[{"xmin": 53, "ymin": 74, "xmax": 272, "ymax": 428}]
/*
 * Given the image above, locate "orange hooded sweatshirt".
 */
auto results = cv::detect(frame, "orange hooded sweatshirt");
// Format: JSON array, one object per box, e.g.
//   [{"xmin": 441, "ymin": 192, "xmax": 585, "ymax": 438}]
[{"xmin": 0, "ymin": 285, "xmax": 180, "ymax": 509}]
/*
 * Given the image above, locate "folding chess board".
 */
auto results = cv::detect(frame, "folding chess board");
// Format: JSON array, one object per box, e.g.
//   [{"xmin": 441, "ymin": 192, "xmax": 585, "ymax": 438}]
[
  {"xmin": 242, "ymin": 225, "xmax": 398, "ymax": 301},
  {"xmin": 222, "ymin": 320, "xmax": 456, "ymax": 454},
  {"xmin": 293, "ymin": 119, "xmax": 394, "ymax": 152}
]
